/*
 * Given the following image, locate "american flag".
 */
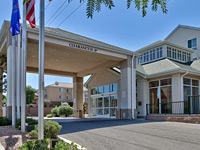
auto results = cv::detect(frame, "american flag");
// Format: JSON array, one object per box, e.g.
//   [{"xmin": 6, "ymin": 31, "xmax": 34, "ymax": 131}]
[{"xmin": 26, "ymin": 0, "xmax": 35, "ymax": 28}]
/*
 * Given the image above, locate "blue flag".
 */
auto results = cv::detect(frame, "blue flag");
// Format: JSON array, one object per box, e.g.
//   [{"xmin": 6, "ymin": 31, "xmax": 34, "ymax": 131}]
[{"xmin": 10, "ymin": 0, "xmax": 21, "ymax": 36}]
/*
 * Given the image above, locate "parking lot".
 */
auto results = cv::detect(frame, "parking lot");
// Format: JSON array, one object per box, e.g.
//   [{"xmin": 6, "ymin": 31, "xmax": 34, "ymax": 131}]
[{"xmin": 59, "ymin": 119, "xmax": 200, "ymax": 150}]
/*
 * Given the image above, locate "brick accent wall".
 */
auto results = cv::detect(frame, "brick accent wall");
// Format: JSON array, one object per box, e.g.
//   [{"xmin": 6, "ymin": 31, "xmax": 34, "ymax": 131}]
[
  {"xmin": 146, "ymin": 115, "xmax": 200, "ymax": 124},
  {"xmin": 26, "ymin": 107, "xmax": 54, "ymax": 116}
]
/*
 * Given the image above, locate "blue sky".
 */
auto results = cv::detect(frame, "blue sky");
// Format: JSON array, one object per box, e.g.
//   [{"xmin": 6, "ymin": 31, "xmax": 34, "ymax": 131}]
[{"xmin": 1, "ymin": 0, "xmax": 200, "ymax": 89}]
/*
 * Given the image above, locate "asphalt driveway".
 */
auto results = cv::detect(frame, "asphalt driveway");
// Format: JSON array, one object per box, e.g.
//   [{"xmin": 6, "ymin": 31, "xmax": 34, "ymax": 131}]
[{"xmin": 59, "ymin": 119, "xmax": 200, "ymax": 150}]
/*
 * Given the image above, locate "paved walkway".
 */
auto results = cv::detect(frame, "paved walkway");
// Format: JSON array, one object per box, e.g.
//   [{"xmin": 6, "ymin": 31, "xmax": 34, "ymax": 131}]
[{"xmin": 59, "ymin": 119, "xmax": 200, "ymax": 150}]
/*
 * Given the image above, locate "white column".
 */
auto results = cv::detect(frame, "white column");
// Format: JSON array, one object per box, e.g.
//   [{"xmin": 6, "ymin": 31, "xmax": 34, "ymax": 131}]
[
  {"xmin": 120, "ymin": 56, "xmax": 132, "ymax": 119},
  {"xmin": 16, "ymin": 34, "xmax": 21, "ymax": 119},
  {"xmin": 131, "ymin": 55, "xmax": 137, "ymax": 119},
  {"xmin": 11, "ymin": 36, "xmax": 16, "ymax": 127}
]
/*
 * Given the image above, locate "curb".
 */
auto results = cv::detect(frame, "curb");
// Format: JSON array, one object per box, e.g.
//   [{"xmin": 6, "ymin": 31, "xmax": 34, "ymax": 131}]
[{"xmin": 58, "ymin": 136, "xmax": 87, "ymax": 150}]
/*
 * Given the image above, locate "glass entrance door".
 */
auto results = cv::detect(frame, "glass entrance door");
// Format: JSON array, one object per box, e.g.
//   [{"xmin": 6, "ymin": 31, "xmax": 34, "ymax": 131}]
[{"xmin": 91, "ymin": 95, "xmax": 117, "ymax": 118}]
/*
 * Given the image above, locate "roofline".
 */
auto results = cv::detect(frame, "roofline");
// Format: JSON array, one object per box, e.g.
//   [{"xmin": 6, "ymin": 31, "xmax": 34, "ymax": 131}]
[
  {"xmin": 140, "ymin": 68, "xmax": 200, "ymax": 79},
  {"xmin": 0, "ymin": 20, "xmax": 134, "ymax": 56},
  {"xmin": 165, "ymin": 25, "xmax": 200, "ymax": 40},
  {"xmin": 135, "ymin": 40, "xmax": 194, "ymax": 54},
  {"xmin": 26, "ymin": 25, "xmax": 134, "ymax": 56}
]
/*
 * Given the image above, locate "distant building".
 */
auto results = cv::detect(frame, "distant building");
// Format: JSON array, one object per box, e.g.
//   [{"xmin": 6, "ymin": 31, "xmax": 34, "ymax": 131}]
[{"xmin": 44, "ymin": 82, "xmax": 73, "ymax": 106}]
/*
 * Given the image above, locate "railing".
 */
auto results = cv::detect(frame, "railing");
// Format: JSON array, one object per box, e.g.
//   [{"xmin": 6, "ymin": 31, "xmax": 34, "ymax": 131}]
[{"xmin": 146, "ymin": 95, "xmax": 200, "ymax": 115}]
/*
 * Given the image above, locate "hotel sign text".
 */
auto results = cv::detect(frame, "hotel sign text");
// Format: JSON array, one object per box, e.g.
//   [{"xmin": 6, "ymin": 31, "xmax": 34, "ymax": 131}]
[{"xmin": 69, "ymin": 43, "xmax": 98, "ymax": 53}]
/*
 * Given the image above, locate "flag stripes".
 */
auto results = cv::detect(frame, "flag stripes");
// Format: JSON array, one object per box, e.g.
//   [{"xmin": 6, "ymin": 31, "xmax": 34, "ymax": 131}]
[{"xmin": 26, "ymin": 0, "xmax": 35, "ymax": 28}]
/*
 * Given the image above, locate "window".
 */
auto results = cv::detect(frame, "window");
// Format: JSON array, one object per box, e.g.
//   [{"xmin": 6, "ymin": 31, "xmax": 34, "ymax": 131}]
[
  {"xmin": 66, "ymin": 96, "xmax": 70, "ymax": 100},
  {"xmin": 172, "ymin": 49, "xmax": 177, "ymax": 59},
  {"xmin": 188, "ymin": 38, "xmax": 197, "ymax": 50},
  {"xmin": 157, "ymin": 47, "xmax": 163, "ymax": 59},
  {"xmin": 59, "ymin": 88, "xmax": 63, "ymax": 92},
  {"xmin": 144, "ymin": 52, "xmax": 149, "ymax": 63},
  {"xmin": 178, "ymin": 50, "xmax": 182, "ymax": 60},
  {"xmin": 187, "ymin": 53, "xmax": 191, "ymax": 62},
  {"xmin": 66, "ymin": 89, "xmax": 70, "ymax": 93},
  {"xmin": 59, "ymin": 95, "xmax": 63, "ymax": 100},
  {"xmin": 149, "ymin": 78, "xmax": 172, "ymax": 114},
  {"xmin": 91, "ymin": 87, "xmax": 98, "ymax": 95},
  {"xmin": 167, "ymin": 47, "xmax": 171, "ymax": 58},
  {"xmin": 182, "ymin": 52, "xmax": 186, "ymax": 62},
  {"xmin": 104, "ymin": 85, "xmax": 109, "ymax": 93},
  {"xmin": 140, "ymin": 54, "xmax": 143, "ymax": 64},
  {"xmin": 150, "ymin": 50, "xmax": 156, "ymax": 61},
  {"xmin": 98, "ymin": 86, "xmax": 103, "ymax": 94},
  {"xmin": 183, "ymin": 78, "xmax": 199, "ymax": 114}
]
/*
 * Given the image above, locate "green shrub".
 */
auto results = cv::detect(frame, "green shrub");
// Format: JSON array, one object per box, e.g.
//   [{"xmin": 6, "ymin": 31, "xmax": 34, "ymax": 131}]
[
  {"xmin": 16, "ymin": 118, "xmax": 38, "ymax": 129},
  {"xmin": 46, "ymin": 114, "xmax": 55, "ymax": 118},
  {"xmin": 44, "ymin": 100, "xmax": 51, "ymax": 107},
  {"xmin": 53, "ymin": 141, "xmax": 78, "ymax": 150},
  {"xmin": 58, "ymin": 105, "xmax": 73, "ymax": 117},
  {"xmin": 18, "ymin": 138, "xmax": 50, "ymax": 150},
  {"xmin": 0, "ymin": 117, "xmax": 11, "ymax": 126},
  {"xmin": 51, "ymin": 107, "xmax": 59, "ymax": 117},
  {"xmin": 29, "ymin": 120, "xmax": 62, "ymax": 139}
]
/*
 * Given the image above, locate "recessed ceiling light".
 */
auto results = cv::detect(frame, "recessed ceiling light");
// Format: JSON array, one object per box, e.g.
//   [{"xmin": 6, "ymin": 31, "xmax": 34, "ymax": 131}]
[
  {"xmin": 66, "ymin": 53, "xmax": 69, "ymax": 56},
  {"xmin": 56, "ymin": 59, "xmax": 59, "ymax": 62},
  {"xmin": 32, "ymin": 55, "xmax": 36, "ymax": 58}
]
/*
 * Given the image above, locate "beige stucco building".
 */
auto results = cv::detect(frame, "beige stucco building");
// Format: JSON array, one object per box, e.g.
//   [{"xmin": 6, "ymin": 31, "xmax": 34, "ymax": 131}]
[
  {"xmin": 44, "ymin": 82, "xmax": 73, "ymax": 106},
  {"xmin": 0, "ymin": 20, "xmax": 199, "ymax": 120}
]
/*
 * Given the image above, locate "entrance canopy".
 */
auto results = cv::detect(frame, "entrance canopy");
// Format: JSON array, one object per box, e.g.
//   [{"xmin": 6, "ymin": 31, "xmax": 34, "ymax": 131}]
[{"xmin": 0, "ymin": 21, "xmax": 133, "ymax": 77}]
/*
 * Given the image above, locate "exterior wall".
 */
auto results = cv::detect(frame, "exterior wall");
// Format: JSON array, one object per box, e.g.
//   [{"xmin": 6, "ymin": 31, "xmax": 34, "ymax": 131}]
[
  {"xmin": 166, "ymin": 27, "xmax": 200, "ymax": 60},
  {"xmin": 44, "ymin": 86, "xmax": 73, "ymax": 104},
  {"xmin": 172, "ymin": 74, "xmax": 182, "ymax": 102},
  {"xmin": 87, "ymin": 69, "xmax": 120, "ymax": 118},
  {"xmin": 137, "ymin": 77, "xmax": 149, "ymax": 117}
]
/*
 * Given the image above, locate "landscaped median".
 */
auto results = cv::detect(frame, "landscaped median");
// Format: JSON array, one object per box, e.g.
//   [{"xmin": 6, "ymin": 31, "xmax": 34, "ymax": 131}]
[{"xmin": 0, "ymin": 116, "xmax": 86, "ymax": 150}]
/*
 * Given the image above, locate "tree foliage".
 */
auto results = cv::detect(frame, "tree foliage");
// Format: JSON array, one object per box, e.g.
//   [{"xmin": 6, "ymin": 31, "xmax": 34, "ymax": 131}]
[
  {"xmin": 23, "ymin": 0, "xmax": 167, "ymax": 18},
  {"xmin": 26, "ymin": 85, "xmax": 37, "ymax": 104}
]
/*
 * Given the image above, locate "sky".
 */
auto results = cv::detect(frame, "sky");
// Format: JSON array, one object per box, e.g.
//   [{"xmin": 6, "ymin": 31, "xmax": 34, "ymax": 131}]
[{"xmin": 1, "ymin": 0, "xmax": 200, "ymax": 89}]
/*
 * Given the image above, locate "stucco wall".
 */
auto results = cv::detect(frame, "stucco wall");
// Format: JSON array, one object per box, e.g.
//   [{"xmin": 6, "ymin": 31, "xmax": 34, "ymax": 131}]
[
  {"xmin": 166, "ymin": 27, "xmax": 200, "ymax": 59},
  {"xmin": 45, "ymin": 86, "xmax": 73, "ymax": 103}
]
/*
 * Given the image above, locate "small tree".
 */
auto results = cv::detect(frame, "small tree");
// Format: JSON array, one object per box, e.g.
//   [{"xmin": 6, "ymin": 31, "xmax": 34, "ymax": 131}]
[
  {"xmin": 2, "ymin": 95, "xmax": 6, "ymax": 106},
  {"xmin": 26, "ymin": 86, "xmax": 37, "ymax": 104}
]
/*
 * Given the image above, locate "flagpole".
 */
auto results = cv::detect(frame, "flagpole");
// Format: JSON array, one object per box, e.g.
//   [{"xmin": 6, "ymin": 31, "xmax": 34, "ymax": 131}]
[
  {"xmin": 11, "ymin": 34, "xmax": 16, "ymax": 127},
  {"xmin": 21, "ymin": 2, "xmax": 27, "ymax": 133},
  {"xmin": 38, "ymin": 0, "xmax": 45, "ymax": 140},
  {"xmin": 16, "ymin": 33, "xmax": 21, "ymax": 120}
]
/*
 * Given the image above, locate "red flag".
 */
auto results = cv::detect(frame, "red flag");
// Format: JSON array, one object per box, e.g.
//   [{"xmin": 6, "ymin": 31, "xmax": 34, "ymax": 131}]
[{"xmin": 26, "ymin": 0, "xmax": 35, "ymax": 28}]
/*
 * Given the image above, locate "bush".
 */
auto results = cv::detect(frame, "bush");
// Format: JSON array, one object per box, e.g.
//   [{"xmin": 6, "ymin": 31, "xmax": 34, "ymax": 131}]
[
  {"xmin": 29, "ymin": 120, "xmax": 62, "ymax": 139},
  {"xmin": 51, "ymin": 107, "xmax": 59, "ymax": 117},
  {"xmin": 18, "ymin": 138, "xmax": 50, "ymax": 150},
  {"xmin": 58, "ymin": 105, "xmax": 73, "ymax": 117},
  {"xmin": 0, "ymin": 117, "xmax": 11, "ymax": 126},
  {"xmin": 46, "ymin": 114, "xmax": 55, "ymax": 118},
  {"xmin": 16, "ymin": 118, "xmax": 38, "ymax": 129},
  {"xmin": 44, "ymin": 100, "xmax": 51, "ymax": 107},
  {"xmin": 53, "ymin": 141, "xmax": 78, "ymax": 150}
]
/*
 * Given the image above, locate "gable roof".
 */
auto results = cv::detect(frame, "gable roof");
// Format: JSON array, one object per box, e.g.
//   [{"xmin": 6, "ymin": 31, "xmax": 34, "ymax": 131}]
[
  {"xmin": 165, "ymin": 25, "xmax": 200, "ymax": 40},
  {"xmin": 135, "ymin": 40, "xmax": 194, "ymax": 54},
  {"xmin": 136, "ymin": 58, "xmax": 200, "ymax": 78},
  {"xmin": 46, "ymin": 82, "xmax": 73, "ymax": 88}
]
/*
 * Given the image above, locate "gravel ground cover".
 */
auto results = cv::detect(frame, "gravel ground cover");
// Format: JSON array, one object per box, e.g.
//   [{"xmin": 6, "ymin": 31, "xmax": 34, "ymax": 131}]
[{"xmin": 0, "ymin": 126, "xmax": 28, "ymax": 150}]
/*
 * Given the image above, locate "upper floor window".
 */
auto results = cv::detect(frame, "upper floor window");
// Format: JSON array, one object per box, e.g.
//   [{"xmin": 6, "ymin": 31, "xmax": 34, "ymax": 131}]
[
  {"xmin": 66, "ymin": 89, "xmax": 70, "ymax": 93},
  {"xmin": 144, "ymin": 52, "xmax": 149, "ymax": 63},
  {"xmin": 59, "ymin": 88, "xmax": 63, "ymax": 92},
  {"xmin": 139, "ymin": 54, "xmax": 143, "ymax": 64},
  {"xmin": 182, "ymin": 52, "xmax": 186, "ymax": 62},
  {"xmin": 187, "ymin": 53, "xmax": 191, "ymax": 61},
  {"xmin": 188, "ymin": 38, "xmax": 197, "ymax": 50},
  {"xmin": 172, "ymin": 49, "xmax": 177, "ymax": 59},
  {"xmin": 157, "ymin": 47, "xmax": 163, "ymax": 59},
  {"xmin": 178, "ymin": 50, "xmax": 182, "ymax": 60},
  {"xmin": 150, "ymin": 50, "xmax": 156, "ymax": 61}
]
